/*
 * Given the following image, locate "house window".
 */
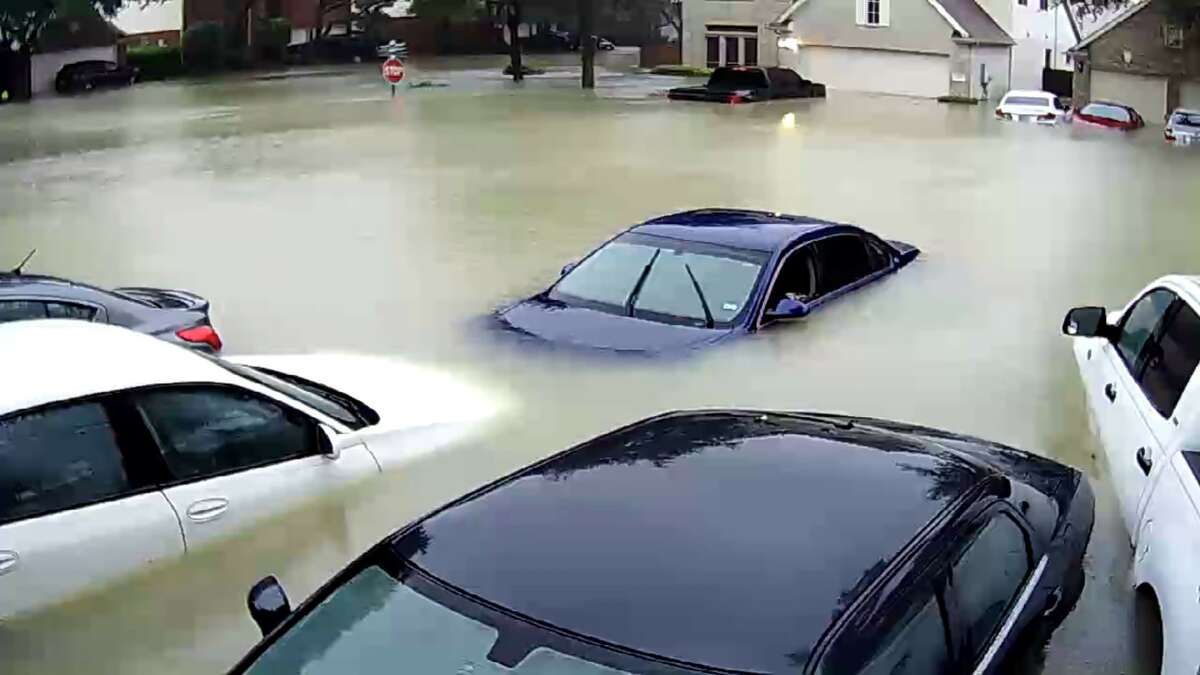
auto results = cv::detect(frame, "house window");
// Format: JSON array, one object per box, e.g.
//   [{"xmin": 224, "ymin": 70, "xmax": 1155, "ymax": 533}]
[
  {"xmin": 1039, "ymin": 0, "xmax": 1048, "ymax": 9},
  {"xmin": 1018, "ymin": 0, "xmax": 1027, "ymax": 6},
  {"xmin": 745, "ymin": 37, "xmax": 758, "ymax": 66},
  {"xmin": 1044, "ymin": 48, "xmax": 1052, "ymax": 68},
  {"xmin": 704, "ymin": 26, "xmax": 757, "ymax": 68},
  {"xmin": 867, "ymin": 0, "xmax": 881, "ymax": 24},
  {"xmin": 706, "ymin": 36, "xmax": 720, "ymax": 68},
  {"xmin": 1165, "ymin": 24, "xmax": 1184, "ymax": 49},
  {"xmin": 857, "ymin": 0, "xmax": 888, "ymax": 26},
  {"xmin": 724, "ymin": 36, "xmax": 741, "ymax": 65}
]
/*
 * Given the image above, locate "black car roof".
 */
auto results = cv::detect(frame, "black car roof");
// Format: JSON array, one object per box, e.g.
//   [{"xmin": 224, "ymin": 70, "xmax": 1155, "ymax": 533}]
[
  {"xmin": 392, "ymin": 411, "xmax": 991, "ymax": 673},
  {"xmin": 631, "ymin": 208, "xmax": 848, "ymax": 253}
]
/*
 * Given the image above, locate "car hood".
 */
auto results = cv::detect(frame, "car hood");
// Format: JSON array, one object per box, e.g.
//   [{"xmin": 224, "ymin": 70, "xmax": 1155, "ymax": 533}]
[
  {"xmin": 496, "ymin": 299, "xmax": 733, "ymax": 354},
  {"xmin": 226, "ymin": 354, "xmax": 502, "ymax": 432}
]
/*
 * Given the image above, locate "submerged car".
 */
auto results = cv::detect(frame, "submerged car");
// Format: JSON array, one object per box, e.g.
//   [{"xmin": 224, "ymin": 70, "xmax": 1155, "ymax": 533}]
[
  {"xmin": 0, "ymin": 320, "xmax": 497, "ymax": 620},
  {"xmin": 231, "ymin": 409, "xmax": 1094, "ymax": 675},
  {"xmin": 1164, "ymin": 108, "xmax": 1200, "ymax": 145},
  {"xmin": 995, "ymin": 90, "xmax": 1067, "ymax": 124},
  {"xmin": 55, "ymin": 60, "xmax": 137, "ymax": 94},
  {"xmin": 668, "ymin": 66, "xmax": 826, "ymax": 103},
  {"xmin": 1073, "ymin": 101, "xmax": 1144, "ymax": 131},
  {"xmin": 1062, "ymin": 276, "xmax": 1200, "ymax": 674},
  {"xmin": 0, "ymin": 252, "xmax": 221, "ymax": 352},
  {"xmin": 493, "ymin": 209, "xmax": 918, "ymax": 353}
]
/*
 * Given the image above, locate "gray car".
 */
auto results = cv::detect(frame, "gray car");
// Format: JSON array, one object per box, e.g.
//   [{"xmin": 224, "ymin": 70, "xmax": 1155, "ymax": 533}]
[
  {"xmin": 0, "ymin": 253, "xmax": 221, "ymax": 352},
  {"xmin": 1165, "ymin": 108, "xmax": 1200, "ymax": 145}
]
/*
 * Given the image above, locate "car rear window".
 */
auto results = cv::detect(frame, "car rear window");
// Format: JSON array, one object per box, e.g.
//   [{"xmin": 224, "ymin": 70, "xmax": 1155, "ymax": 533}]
[
  {"xmin": 1003, "ymin": 96, "xmax": 1052, "ymax": 107},
  {"xmin": 1172, "ymin": 112, "xmax": 1200, "ymax": 127},
  {"xmin": 1082, "ymin": 103, "xmax": 1131, "ymax": 122},
  {"xmin": 708, "ymin": 68, "xmax": 769, "ymax": 91}
]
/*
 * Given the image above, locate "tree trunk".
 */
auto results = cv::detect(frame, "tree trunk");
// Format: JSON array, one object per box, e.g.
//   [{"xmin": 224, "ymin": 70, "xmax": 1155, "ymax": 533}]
[
  {"xmin": 507, "ymin": 0, "xmax": 523, "ymax": 82},
  {"xmin": 579, "ymin": 0, "xmax": 594, "ymax": 89}
]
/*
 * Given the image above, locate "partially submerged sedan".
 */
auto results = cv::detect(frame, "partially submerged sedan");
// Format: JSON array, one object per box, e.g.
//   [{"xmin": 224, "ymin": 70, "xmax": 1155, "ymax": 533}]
[
  {"xmin": 668, "ymin": 66, "xmax": 826, "ymax": 103},
  {"xmin": 232, "ymin": 410, "xmax": 1093, "ymax": 675},
  {"xmin": 494, "ymin": 209, "xmax": 918, "ymax": 353}
]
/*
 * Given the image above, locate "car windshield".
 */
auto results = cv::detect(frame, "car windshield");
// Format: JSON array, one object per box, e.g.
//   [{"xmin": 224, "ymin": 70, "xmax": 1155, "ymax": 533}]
[
  {"xmin": 548, "ymin": 233, "xmax": 767, "ymax": 328},
  {"xmin": 1082, "ymin": 103, "xmax": 1131, "ymax": 122},
  {"xmin": 243, "ymin": 565, "xmax": 633, "ymax": 675},
  {"xmin": 1003, "ymin": 95, "xmax": 1052, "ymax": 107},
  {"xmin": 708, "ymin": 68, "xmax": 769, "ymax": 90},
  {"xmin": 204, "ymin": 356, "xmax": 375, "ymax": 430},
  {"xmin": 1172, "ymin": 111, "xmax": 1200, "ymax": 127}
]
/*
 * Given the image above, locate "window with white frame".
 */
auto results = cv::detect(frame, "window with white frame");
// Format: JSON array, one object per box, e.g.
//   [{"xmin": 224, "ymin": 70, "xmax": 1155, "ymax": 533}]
[
  {"xmin": 857, "ymin": 0, "xmax": 889, "ymax": 26},
  {"xmin": 704, "ymin": 25, "xmax": 759, "ymax": 67}
]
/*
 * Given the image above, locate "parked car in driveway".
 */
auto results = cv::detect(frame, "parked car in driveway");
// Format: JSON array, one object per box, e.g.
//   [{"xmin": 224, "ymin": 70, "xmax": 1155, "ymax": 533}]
[
  {"xmin": 1164, "ymin": 108, "xmax": 1200, "ymax": 145},
  {"xmin": 1073, "ymin": 101, "xmax": 1145, "ymax": 131},
  {"xmin": 0, "ymin": 320, "xmax": 496, "ymax": 620},
  {"xmin": 0, "ymin": 255, "xmax": 221, "ymax": 352},
  {"xmin": 995, "ymin": 90, "xmax": 1068, "ymax": 124},
  {"xmin": 493, "ymin": 208, "xmax": 918, "ymax": 354},
  {"xmin": 668, "ymin": 66, "xmax": 826, "ymax": 103},
  {"xmin": 230, "ymin": 409, "xmax": 1093, "ymax": 675},
  {"xmin": 54, "ymin": 60, "xmax": 138, "ymax": 94},
  {"xmin": 1062, "ymin": 276, "xmax": 1200, "ymax": 675}
]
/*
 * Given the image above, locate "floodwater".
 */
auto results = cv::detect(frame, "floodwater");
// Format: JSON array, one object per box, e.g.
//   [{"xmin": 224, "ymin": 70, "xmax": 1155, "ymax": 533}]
[{"xmin": 1, "ymin": 57, "xmax": 1197, "ymax": 674}]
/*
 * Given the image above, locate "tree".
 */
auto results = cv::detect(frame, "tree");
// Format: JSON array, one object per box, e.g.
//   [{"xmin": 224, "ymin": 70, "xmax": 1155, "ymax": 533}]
[
  {"xmin": 578, "ymin": 0, "xmax": 593, "ymax": 88},
  {"xmin": 1064, "ymin": 0, "xmax": 1200, "ymax": 27},
  {"xmin": 409, "ymin": 0, "xmax": 483, "ymax": 19}
]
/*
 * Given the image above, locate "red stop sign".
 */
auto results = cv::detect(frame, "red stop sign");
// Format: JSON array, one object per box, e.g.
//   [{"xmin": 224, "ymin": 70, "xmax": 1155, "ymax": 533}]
[{"xmin": 382, "ymin": 58, "xmax": 405, "ymax": 84}]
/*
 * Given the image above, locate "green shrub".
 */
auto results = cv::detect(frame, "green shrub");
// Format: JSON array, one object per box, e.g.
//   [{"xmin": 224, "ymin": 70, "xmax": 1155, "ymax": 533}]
[
  {"xmin": 182, "ymin": 22, "xmax": 225, "ymax": 70},
  {"xmin": 127, "ymin": 45, "xmax": 183, "ymax": 80}
]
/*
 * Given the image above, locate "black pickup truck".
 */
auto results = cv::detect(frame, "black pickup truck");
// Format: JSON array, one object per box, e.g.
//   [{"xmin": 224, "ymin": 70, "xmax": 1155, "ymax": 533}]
[{"xmin": 668, "ymin": 66, "xmax": 826, "ymax": 104}]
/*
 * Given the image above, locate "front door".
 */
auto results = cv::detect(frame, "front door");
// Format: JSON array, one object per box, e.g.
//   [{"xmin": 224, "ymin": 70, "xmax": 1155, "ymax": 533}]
[
  {"xmin": 0, "ymin": 399, "xmax": 183, "ymax": 619},
  {"xmin": 132, "ymin": 386, "xmax": 378, "ymax": 551}
]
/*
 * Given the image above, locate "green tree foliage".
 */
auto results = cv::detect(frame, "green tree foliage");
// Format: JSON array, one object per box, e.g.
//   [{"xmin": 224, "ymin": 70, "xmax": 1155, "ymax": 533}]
[
  {"xmin": 1, "ymin": 0, "xmax": 160, "ymax": 50},
  {"xmin": 1066, "ymin": 0, "xmax": 1200, "ymax": 27}
]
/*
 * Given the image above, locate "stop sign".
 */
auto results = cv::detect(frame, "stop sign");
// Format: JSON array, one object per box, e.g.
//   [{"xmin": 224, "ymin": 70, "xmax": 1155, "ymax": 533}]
[{"xmin": 382, "ymin": 58, "xmax": 405, "ymax": 84}]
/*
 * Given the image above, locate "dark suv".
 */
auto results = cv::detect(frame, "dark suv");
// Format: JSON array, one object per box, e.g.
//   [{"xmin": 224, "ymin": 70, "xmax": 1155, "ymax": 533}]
[
  {"xmin": 668, "ymin": 66, "xmax": 826, "ymax": 103},
  {"xmin": 55, "ymin": 60, "xmax": 138, "ymax": 94},
  {"xmin": 231, "ymin": 410, "xmax": 1093, "ymax": 675}
]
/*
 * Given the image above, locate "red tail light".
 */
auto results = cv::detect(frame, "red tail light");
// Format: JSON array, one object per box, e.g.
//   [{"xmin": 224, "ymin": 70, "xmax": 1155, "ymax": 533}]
[
  {"xmin": 177, "ymin": 325, "xmax": 222, "ymax": 351},
  {"xmin": 1165, "ymin": 129, "xmax": 1176, "ymax": 141},
  {"xmin": 1038, "ymin": 113, "xmax": 1056, "ymax": 121},
  {"xmin": 994, "ymin": 108, "xmax": 1005, "ymax": 119},
  {"xmin": 728, "ymin": 94, "xmax": 744, "ymax": 104}
]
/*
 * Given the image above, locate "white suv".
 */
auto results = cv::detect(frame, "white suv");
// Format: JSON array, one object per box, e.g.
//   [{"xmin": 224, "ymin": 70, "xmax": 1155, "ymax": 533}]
[
  {"xmin": 1062, "ymin": 276, "xmax": 1200, "ymax": 675},
  {"xmin": 0, "ymin": 320, "xmax": 497, "ymax": 620}
]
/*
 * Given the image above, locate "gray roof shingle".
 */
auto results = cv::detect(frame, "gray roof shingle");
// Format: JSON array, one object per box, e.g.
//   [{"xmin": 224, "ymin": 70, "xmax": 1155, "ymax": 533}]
[{"xmin": 936, "ymin": 0, "xmax": 1016, "ymax": 45}]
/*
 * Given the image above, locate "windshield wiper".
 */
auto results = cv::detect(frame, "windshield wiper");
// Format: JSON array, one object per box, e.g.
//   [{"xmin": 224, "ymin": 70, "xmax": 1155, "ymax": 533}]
[
  {"xmin": 625, "ymin": 249, "xmax": 661, "ymax": 316},
  {"xmin": 683, "ymin": 263, "xmax": 715, "ymax": 329}
]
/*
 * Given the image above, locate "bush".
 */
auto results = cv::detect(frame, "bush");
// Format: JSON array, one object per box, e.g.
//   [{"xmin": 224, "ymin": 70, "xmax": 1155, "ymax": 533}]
[
  {"xmin": 254, "ymin": 17, "xmax": 291, "ymax": 62},
  {"xmin": 126, "ymin": 45, "xmax": 184, "ymax": 81},
  {"xmin": 183, "ymin": 22, "xmax": 225, "ymax": 71}
]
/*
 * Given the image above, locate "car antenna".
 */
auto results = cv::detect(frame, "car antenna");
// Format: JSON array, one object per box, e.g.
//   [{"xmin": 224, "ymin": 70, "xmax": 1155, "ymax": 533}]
[{"xmin": 10, "ymin": 248, "xmax": 36, "ymax": 275}]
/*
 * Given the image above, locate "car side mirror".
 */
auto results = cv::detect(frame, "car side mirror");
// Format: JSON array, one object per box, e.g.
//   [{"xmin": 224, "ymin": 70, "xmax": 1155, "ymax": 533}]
[
  {"xmin": 764, "ymin": 297, "xmax": 810, "ymax": 323},
  {"xmin": 560, "ymin": 261, "xmax": 577, "ymax": 277},
  {"xmin": 1062, "ymin": 306, "xmax": 1108, "ymax": 338},
  {"xmin": 318, "ymin": 424, "xmax": 339, "ymax": 459},
  {"xmin": 247, "ymin": 575, "xmax": 291, "ymax": 636}
]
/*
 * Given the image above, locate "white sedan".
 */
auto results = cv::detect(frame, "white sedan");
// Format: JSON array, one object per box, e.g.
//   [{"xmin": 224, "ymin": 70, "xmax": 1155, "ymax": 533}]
[
  {"xmin": 1063, "ymin": 275, "xmax": 1200, "ymax": 675},
  {"xmin": 0, "ymin": 320, "xmax": 499, "ymax": 620},
  {"xmin": 995, "ymin": 89, "xmax": 1068, "ymax": 124}
]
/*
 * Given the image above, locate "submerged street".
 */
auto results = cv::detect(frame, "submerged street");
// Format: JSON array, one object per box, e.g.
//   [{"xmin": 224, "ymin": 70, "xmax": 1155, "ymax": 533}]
[{"xmin": 1, "ymin": 59, "xmax": 1196, "ymax": 674}]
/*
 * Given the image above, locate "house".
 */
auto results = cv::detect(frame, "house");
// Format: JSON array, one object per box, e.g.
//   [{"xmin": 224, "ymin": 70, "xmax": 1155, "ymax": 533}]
[
  {"xmin": 114, "ymin": 0, "xmax": 182, "ymax": 48},
  {"xmin": 1070, "ymin": 0, "xmax": 1200, "ymax": 120},
  {"xmin": 183, "ymin": 0, "xmax": 349, "ymax": 47},
  {"xmin": 683, "ymin": 0, "xmax": 1016, "ymax": 99},
  {"xmin": 30, "ymin": 14, "xmax": 122, "ymax": 96},
  {"xmin": 1006, "ymin": 0, "xmax": 1078, "ymax": 90}
]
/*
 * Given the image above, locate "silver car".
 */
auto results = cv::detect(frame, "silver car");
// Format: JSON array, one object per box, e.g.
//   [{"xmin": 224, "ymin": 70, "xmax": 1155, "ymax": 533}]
[{"xmin": 1164, "ymin": 108, "xmax": 1200, "ymax": 145}]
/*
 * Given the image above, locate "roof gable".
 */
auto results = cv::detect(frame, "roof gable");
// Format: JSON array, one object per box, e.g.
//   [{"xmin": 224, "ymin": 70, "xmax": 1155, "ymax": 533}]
[{"xmin": 773, "ymin": 0, "xmax": 1013, "ymax": 45}]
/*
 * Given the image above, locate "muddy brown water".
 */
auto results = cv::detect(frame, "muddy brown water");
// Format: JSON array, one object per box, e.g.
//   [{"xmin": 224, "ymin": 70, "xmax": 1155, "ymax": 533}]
[{"xmin": 2, "ymin": 58, "xmax": 1198, "ymax": 674}]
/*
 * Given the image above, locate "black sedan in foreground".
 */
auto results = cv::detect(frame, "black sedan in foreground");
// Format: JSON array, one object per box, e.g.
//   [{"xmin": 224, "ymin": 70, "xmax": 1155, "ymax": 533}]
[
  {"xmin": 231, "ymin": 410, "xmax": 1093, "ymax": 675},
  {"xmin": 55, "ymin": 60, "xmax": 138, "ymax": 94},
  {"xmin": 668, "ymin": 66, "xmax": 826, "ymax": 104},
  {"xmin": 0, "ymin": 253, "xmax": 220, "ymax": 351}
]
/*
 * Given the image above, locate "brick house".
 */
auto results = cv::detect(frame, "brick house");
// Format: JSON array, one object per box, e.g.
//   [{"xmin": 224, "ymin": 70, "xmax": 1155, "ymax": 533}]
[
  {"xmin": 183, "ymin": 0, "xmax": 349, "ymax": 46},
  {"xmin": 1070, "ymin": 0, "xmax": 1200, "ymax": 119}
]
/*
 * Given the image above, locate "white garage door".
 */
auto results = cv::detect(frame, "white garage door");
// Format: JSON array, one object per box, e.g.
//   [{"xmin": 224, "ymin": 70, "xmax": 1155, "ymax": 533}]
[
  {"xmin": 1179, "ymin": 80, "xmax": 1200, "ymax": 110},
  {"xmin": 1092, "ymin": 70, "xmax": 1167, "ymax": 120},
  {"xmin": 785, "ymin": 46, "xmax": 947, "ymax": 98}
]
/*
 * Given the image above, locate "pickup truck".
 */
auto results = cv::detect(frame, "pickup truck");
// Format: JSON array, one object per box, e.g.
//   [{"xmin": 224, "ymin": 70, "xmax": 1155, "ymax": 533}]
[
  {"xmin": 667, "ymin": 66, "xmax": 826, "ymax": 104},
  {"xmin": 1062, "ymin": 275, "xmax": 1200, "ymax": 675}
]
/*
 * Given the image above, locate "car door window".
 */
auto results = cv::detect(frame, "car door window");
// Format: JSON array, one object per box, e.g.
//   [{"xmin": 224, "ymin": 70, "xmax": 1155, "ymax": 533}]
[
  {"xmin": 1115, "ymin": 289, "xmax": 1176, "ymax": 376},
  {"xmin": 947, "ymin": 513, "xmax": 1032, "ymax": 666},
  {"xmin": 0, "ymin": 401, "xmax": 135, "ymax": 524},
  {"xmin": 0, "ymin": 300, "xmax": 47, "ymax": 322},
  {"xmin": 137, "ymin": 387, "xmax": 318, "ymax": 482},
  {"xmin": 864, "ymin": 237, "xmax": 892, "ymax": 273},
  {"xmin": 1139, "ymin": 299, "xmax": 1200, "ymax": 417},
  {"xmin": 817, "ymin": 578, "xmax": 953, "ymax": 675},
  {"xmin": 45, "ymin": 301, "xmax": 97, "ymax": 320},
  {"xmin": 814, "ymin": 235, "xmax": 874, "ymax": 296},
  {"xmin": 765, "ymin": 245, "xmax": 817, "ymax": 309}
]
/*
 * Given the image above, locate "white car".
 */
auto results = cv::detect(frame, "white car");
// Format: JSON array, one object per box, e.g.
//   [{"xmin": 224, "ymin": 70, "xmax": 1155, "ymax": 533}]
[
  {"xmin": 0, "ymin": 320, "xmax": 498, "ymax": 620},
  {"xmin": 995, "ymin": 89, "xmax": 1067, "ymax": 124},
  {"xmin": 1063, "ymin": 276, "xmax": 1200, "ymax": 675}
]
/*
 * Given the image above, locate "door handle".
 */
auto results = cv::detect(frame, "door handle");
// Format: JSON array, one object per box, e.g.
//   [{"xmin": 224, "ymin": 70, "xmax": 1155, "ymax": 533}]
[
  {"xmin": 0, "ymin": 550, "xmax": 18, "ymax": 576},
  {"xmin": 1105, "ymin": 383, "xmax": 1117, "ymax": 402},
  {"xmin": 186, "ymin": 497, "xmax": 230, "ymax": 523},
  {"xmin": 1136, "ymin": 447, "xmax": 1153, "ymax": 475}
]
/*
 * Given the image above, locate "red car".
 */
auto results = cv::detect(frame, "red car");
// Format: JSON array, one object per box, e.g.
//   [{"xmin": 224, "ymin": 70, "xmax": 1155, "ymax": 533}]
[{"xmin": 1073, "ymin": 101, "xmax": 1145, "ymax": 130}]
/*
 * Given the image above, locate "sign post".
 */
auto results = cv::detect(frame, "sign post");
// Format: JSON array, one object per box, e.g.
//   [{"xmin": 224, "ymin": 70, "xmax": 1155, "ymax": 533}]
[{"xmin": 382, "ymin": 57, "xmax": 405, "ymax": 97}]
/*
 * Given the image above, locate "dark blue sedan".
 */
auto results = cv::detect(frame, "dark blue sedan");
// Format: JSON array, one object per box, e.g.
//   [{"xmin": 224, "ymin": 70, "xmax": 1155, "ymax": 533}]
[{"xmin": 495, "ymin": 209, "xmax": 919, "ymax": 353}]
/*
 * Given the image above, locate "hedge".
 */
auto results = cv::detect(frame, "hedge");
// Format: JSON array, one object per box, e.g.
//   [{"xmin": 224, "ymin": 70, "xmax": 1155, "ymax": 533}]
[{"xmin": 127, "ymin": 45, "xmax": 184, "ymax": 81}]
